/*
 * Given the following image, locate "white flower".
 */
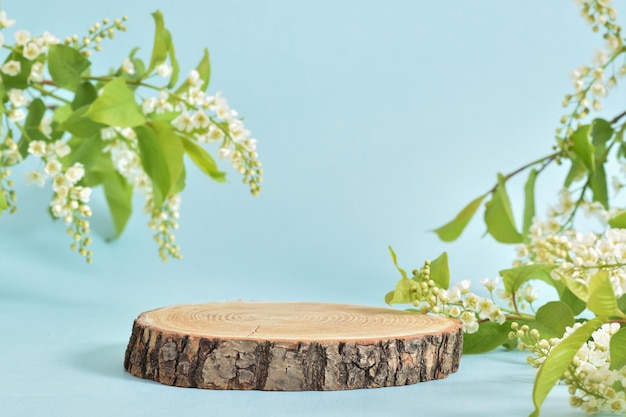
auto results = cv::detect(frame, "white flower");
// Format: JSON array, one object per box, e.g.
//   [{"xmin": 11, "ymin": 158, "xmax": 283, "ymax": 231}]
[
  {"xmin": 27, "ymin": 140, "xmax": 46, "ymax": 157},
  {"xmin": 14, "ymin": 30, "xmax": 30, "ymax": 46},
  {"xmin": 447, "ymin": 306, "xmax": 461, "ymax": 317},
  {"xmin": 39, "ymin": 117, "xmax": 52, "ymax": 137},
  {"xmin": 8, "ymin": 89, "xmax": 27, "ymax": 107},
  {"xmin": 463, "ymin": 293, "xmax": 480, "ymax": 310},
  {"xmin": 156, "ymin": 63, "xmax": 172, "ymax": 78},
  {"xmin": 480, "ymin": 276, "xmax": 499, "ymax": 292},
  {"xmin": 244, "ymin": 138, "xmax": 258, "ymax": 152},
  {"xmin": 44, "ymin": 159, "xmax": 62, "ymax": 176},
  {"xmin": 591, "ymin": 82, "xmax": 607, "ymax": 97},
  {"xmin": 100, "ymin": 127, "xmax": 117, "ymax": 140},
  {"xmin": 155, "ymin": 91, "xmax": 174, "ymax": 113},
  {"xmin": 8, "ymin": 108, "xmax": 25, "ymax": 122},
  {"xmin": 0, "ymin": 11, "xmax": 16, "ymax": 28},
  {"xmin": 52, "ymin": 175, "xmax": 70, "ymax": 193},
  {"xmin": 29, "ymin": 62, "xmax": 44, "ymax": 83},
  {"xmin": 51, "ymin": 140, "xmax": 71, "ymax": 158},
  {"xmin": 207, "ymin": 124, "xmax": 225, "ymax": 142},
  {"xmin": 40, "ymin": 31, "xmax": 59, "ymax": 46},
  {"xmin": 218, "ymin": 147, "xmax": 232, "ymax": 160},
  {"xmin": 187, "ymin": 69, "xmax": 203, "ymax": 88},
  {"xmin": 192, "ymin": 111, "xmax": 210, "ymax": 129},
  {"xmin": 65, "ymin": 163, "xmax": 85, "ymax": 184},
  {"xmin": 142, "ymin": 97, "xmax": 157, "ymax": 115},
  {"xmin": 172, "ymin": 111, "xmax": 194, "ymax": 132},
  {"xmin": 2, "ymin": 60, "xmax": 21, "ymax": 76},
  {"xmin": 0, "ymin": 32, "xmax": 4, "ymax": 48},
  {"xmin": 23, "ymin": 42, "xmax": 41, "ymax": 60},
  {"xmin": 25, "ymin": 171, "xmax": 45, "ymax": 187},
  {"xmin": 121, "ymin": 57, "xmax": 135, "ymax": 75},
  {"xmin": 71, "ymin": 186, "xmax": 92, "ymax": 203}
]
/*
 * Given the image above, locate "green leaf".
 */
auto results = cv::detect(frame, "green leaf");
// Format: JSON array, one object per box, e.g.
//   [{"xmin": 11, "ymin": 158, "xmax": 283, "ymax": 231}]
[
  {"xmin": 484, "ymin": 174, "xmax": 523, "ymax": 244},
  {"xmin": 535, "ymin": 301, "xmax": 575, "ymax": 338},
  {"xmin": 102, "ymin": 170, "xmax": 133, "ymax": 240},
  {"xmin": 134, "ymin": 125, "xmax": 170, "ymax": 209},
  {"xmin": 53, "ymin": 103, "xmax": 73, "ymax": 125},
  {"xmin": 570, "ymin": 125, "xmax": 595, "ymax": 172},
  {"xmin": 196, "ymin": 48, "xmax": 211, "ymax": 91},
  {"xmin": 609, "ymin": 327, "xmax": 626, "ymax": 371},
  {"xmin": 591, "ymin": 118, "xmax": 614, "ymax": 158},
  {"xmin": 18, "ymin": 98, "xmax": 46, "ymax": 157},
  {"xmin": 388, "ymin": 246, "xmax": 409, "ymax": 280},
  {"xmin": 608, "ymin": 211, "xmax": 626, "ymax": 229},
  {"xmin": 63, "ymin": 136, "xmax": 106, "ymax": 185},
  {"xmin": 559, "ymin": 274, "xmax": 590, "ymax": 304},
  {"xmin": 500, "ymin": 263, "xmax": 555, "ymax": 295},
  {"xmin": 85, "ymin": 76, "xmax": 146, "ymax": 127},
  {"xmin": 463, "ymin": 321, "xmax": 510, "ymax": 354},
  {"xmin": 71, "ymin": 81, "xmax": 98, "ymax": 110},
  {"xmin": 523, "ymin": 168, "xmax": 538, "ymax": 242},
  {"xmin": 0, "ymin": 194, "xmax": 7, "ymax": 212},
  {"xmin": 48, "ymin": 44, "xmax": 90, "ymax": 91},
  {"xmin": 618, "ymin": 294, "xmax": 626, "ymax": 315},
  {"xmin": 564, "ymin": 157, "xmax": 586, "ymax": 187},
  {"xmin": 147, "ymin": 10, "xmax": 171, "ymax": 74},
  {"xmin": 172, "ymin": 164, "xmax": 186, "ymax": 194},
  {"xmin": 385, "ymin": 276, "xmax": 419, "ymax": 305},
  {"xmin": 62, "ymin": 105, "xmax": 106, "ymax": 138},
  {"xmin": 150, "ymin": 121, "xmax": 185, "ymax": 194},
  {"xmin": 166, "ymin": 41, "xmax": 180, "ymax": 89},
  {"xmin": 587, "ymin": 270, "xmax": 625, "ymax": 318},
  {"xmin": 590, "ymin": 163, "xmax": 608, "ymax": 209},
  {"xmin": 181, "ymin": 136, "xmax": 227, "ymax": 183},
  {"xmin": 433, "ymin": 194, "xmax": 486, "ymax": 242},
  {"xmin": 429, "ymin": 252, "xmax": 450, "ymax": 289},
  {"xmin": 530, "ymin": 318, "xmax": 604, "ymax": 417},
  {"xmin": 558, "ymin": 287, "xmax": 586, "ymax": 316}
]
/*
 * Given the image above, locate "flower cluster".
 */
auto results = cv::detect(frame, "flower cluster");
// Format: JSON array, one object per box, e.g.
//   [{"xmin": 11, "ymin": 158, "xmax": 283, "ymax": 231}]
[
  {"xmin": 518, "ymin": 322, "xmax": 626, "ymax": 414},
  {"xmin": 0, "ymin": 9, "xmax": 262, "ymax": 262},
  {"xmin": 559, "ymin": 0, "xmax": 622, "ymax": 139},
  {"xmin": 26, "ymin": 140, "xmax": 93, "ymax": 262},
  {"xmin": 144, "ymin": 70, "xmax": 263, "ymax": 196},
  {"xmin": 516, "ymin": 198, "xmax": 626, "ymax": 297},
  {"xmin": 405, "ymin": 261, "xmax": 507, "ymax": 334}
]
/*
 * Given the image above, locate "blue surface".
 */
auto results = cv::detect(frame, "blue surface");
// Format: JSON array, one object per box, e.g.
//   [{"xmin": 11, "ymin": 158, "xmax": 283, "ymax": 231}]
[{"xmin": 1, "ymin": 1, "xmax": 618, "ymax": 415}]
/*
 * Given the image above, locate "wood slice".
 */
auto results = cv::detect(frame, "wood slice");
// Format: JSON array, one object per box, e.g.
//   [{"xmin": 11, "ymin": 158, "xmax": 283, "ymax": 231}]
[{"xmin": 124, "ymin": 301, "xmax": 462, "ymax": 391}]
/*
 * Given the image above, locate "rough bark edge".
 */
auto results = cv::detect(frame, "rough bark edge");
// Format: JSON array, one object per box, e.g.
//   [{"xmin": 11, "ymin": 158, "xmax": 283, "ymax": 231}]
[{"xmin": 124, "ymin": 319, "xmax": 463, "ymax": 391}]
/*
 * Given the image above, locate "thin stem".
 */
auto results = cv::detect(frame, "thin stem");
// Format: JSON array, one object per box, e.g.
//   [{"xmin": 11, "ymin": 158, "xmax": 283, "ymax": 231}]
[
  {"xmin": 487, "ymin": 151, "xmax": 562, "ymax": 194},
  {"xmin": 30, "ymin": 83, "xmax": 70, "ymax": 104}
]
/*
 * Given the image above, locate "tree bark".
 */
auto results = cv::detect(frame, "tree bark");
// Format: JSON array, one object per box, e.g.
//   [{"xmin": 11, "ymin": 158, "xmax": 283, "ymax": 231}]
[{"xmin": 124, "ymin": 301, "xmax": 462, "ymax": 391}]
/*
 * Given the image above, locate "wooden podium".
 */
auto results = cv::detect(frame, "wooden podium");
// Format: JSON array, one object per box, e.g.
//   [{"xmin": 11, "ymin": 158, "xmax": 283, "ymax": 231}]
[{"xmin": 124, "ymin": 301, "xmax": 462, "ymax": 390}]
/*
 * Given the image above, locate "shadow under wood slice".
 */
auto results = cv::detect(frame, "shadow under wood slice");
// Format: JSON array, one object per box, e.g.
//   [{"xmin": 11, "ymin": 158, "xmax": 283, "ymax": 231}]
[{"xmin": 124, "ymin": 301, "xmax": 463, "ymax": 391}]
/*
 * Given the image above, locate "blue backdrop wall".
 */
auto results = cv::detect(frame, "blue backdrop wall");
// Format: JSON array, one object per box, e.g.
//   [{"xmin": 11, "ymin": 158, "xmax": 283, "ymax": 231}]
[{"xmin": 3, "ymin": 1, "xmax": 623, "ymax": 307}]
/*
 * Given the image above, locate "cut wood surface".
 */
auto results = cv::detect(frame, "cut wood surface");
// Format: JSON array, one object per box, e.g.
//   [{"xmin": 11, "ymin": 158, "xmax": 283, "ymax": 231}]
[{"xmin": 124, "ymin": 301, "xmax": 463, "ymax": 391}]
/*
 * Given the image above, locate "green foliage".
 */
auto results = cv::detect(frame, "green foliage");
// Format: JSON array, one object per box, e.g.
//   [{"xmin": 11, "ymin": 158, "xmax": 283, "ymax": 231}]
[
  {"xmin": 610, "ymin": 327, "xmax": 626, "ymax": 371},
  {"xmin": 500, "ymin": 264, "xmax": 555, "ymax": 295},
  {"xmin": 523, "ymin": 168, "xmax": 538, "ymax": 242},
  {"xmin": 463, "ymin": 321, "xmax": 510, "ymax": 354},
  {"xmin": 587, "ymin": 270, "xmax": 626, "ymax": 318},
  {"xmin": 181, "ymin": 136, "xmax": 226, "ymax": 183},
  {"xmin": 433, "ymin": 194, "xmax": 486, "ymax": 242},
  {"xmin": 48, "ymin": 45, "xmax": 90, "ymax": 91},
  {"xmin": 0, "ymin": 8, "xmax": 262, "ymax": 262},
  {"xmin": 85, "ymin": 76, "xmax": 146, "ymax": 127},
  {"xmin": 530, "ymin": 318, "xmax": 604, "ymax": 417},
  {"xmin": 484, "ymin": 174, "xmax": 523, "ymax": 243},
  {"xmin": 429, "ymin": 252, "xmax": 450, "ymax": 289},
  {"xmin": 534, "ymin": 302, "xmax": 575, "ymax": 339}
]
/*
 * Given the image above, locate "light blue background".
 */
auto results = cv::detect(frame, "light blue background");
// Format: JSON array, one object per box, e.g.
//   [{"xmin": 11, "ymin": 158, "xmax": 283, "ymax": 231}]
[{"xmin": 2, "ymin": 1, "xmax": 622, "ymax": 416}]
